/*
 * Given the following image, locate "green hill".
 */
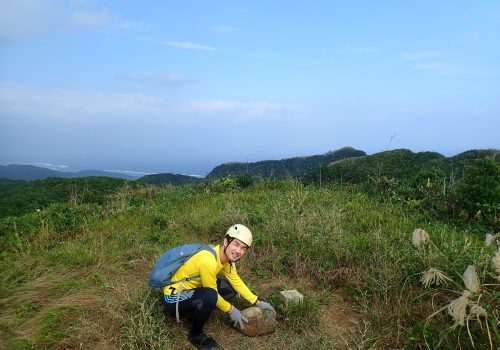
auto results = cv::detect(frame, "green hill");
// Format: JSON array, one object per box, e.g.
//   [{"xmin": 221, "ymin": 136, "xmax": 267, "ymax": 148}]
[
  {"xmin": 207, "ymin": 146, "xmax": 366, "ymax": 179},
  {"xmin": 0, "ymin": 177, "xmax": 132, "ymax": 218},
  {"xmin": 136, "ymin": 173, "xmax": 203, "ymax": 186},
  {"xmin": 304, "ymin": 148, "xmax": 499, "ymax": 185},
  {"xmin": 444, "ymin": 149, "xmax": 500, "ymax": 175},
  {"xmin": 303, "ymin": 148, "xmax": 500, "ymax": 229}
]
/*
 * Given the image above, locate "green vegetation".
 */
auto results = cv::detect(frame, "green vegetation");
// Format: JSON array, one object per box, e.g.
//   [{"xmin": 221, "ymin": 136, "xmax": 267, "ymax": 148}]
[
  {"xmin": 0, "ymin": 177, "xmax": 132, "ymax": 218},
  {"xmin": 1, "ymin": 177, "xmax": 498, "ymax": 349},
  {"xmin": 207, "ymin": 146, "xmax": 366, "ymax": 179},
  {"xmin": 304, "ymin": 148, "xmax": 499, "ymax": 186},
  {"xmin": 304, "ymin": 149, "xmax": 446, "ymax": 184},
  {"xmin": 304, "ymin": 149, "xmax": 500, "ymax": 230},
  {"xmin": 0, "ymin": 148, "xmax": 498, "ymax": 348},
  {"xmin": 136, "ymin": 173, "xmax": 203, "ymax": 186},
  {"xmin": 454, "ymin": 158, "xmax": 500, "ymax": 225}
]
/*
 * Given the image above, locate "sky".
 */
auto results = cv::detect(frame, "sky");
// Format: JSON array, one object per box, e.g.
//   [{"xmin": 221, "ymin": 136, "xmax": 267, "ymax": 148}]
[{"xmin": 1, "ymin": 1, "xmax": 499, "ymax": 176}]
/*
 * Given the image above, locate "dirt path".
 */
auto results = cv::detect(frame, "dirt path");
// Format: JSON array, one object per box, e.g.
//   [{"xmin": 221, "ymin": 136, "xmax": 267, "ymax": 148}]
[{"xmin": 318, "ymin": 292, "xmax": 361, "ymax": 349}]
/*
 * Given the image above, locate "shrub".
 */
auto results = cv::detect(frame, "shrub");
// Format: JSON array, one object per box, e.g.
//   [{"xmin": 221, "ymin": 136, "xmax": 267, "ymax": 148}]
[
  {"xmin": 454, "ymin": 158, "xmax": 500, "ymax": 228},
  {"xmin": 209, "ymin": 175, "xmax": 237, "ymax": 193},
  {"xmin": 236, "ymin": 172, "xmax": 254, "ymax": 188}
]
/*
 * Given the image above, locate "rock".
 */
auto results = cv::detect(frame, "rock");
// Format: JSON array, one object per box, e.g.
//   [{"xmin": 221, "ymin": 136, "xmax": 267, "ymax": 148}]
[
  {"xmin": 235, "ymin": 307, "xmax": 277, "ymax": 337},
  {"xmin": 279, "ymin": 289, "xmax": 303, "ymax": 305}
]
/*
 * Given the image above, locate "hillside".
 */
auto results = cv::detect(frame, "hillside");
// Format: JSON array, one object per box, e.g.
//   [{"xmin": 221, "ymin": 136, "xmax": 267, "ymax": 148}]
[
  {"xmin": 0, "ymin": 164, "xmax": 139, "ymax": 181},
  {"xmin": 0, "ymin": 181, "xmax": 497, "ymax": 349},
  {"xmin": 206, "ymin": 147, "xmax": 366, "ymax": 179},
  {"xmin": 302, "ymin": 148, "xmax": 500, "ymax": 230},
  {"xmin": 0, "ymin": 177, "xmax": 133, "ymax": 218},
  {"xmin": 136, "ymin": 172, "xmax": 203, "ymax": 186},
  {"xmin": 303, "ymin": 148, "xmax": 499, "ymax": 185}
]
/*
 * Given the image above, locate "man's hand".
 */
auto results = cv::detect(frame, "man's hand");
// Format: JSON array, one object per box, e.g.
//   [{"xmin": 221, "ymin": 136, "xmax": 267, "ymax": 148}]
[
  {"xmin": 229, "ymin": 306, "xmax": 249, "ymax": 329},
  {"xmin": 256, "ymin": 300, "xmax": 275, "ymax": 313}
]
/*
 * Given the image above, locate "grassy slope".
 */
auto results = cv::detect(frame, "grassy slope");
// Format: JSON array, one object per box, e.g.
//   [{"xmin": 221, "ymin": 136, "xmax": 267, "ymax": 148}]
[{"xmin": 0, "ymin": 182, "xmax": 498, "ymax": 349}]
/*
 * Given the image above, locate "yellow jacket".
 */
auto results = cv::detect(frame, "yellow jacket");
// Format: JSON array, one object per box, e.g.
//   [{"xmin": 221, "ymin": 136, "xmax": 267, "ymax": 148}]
[{"xmin": 162, "ymin": 244, "xmax": 258, "ymax": 312}]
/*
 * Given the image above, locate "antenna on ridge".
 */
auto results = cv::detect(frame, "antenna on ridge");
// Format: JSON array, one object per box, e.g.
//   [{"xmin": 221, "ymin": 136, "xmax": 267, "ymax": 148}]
[{"xmin": 386, "ymin": 132, "xmax": 396, "ymax": 151}]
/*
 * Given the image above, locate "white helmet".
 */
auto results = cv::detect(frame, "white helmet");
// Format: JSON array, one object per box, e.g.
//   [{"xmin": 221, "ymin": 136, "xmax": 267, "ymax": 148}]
[{"xmin": 225, "ymin": 224, "xmax": 253, "ymax": 247}]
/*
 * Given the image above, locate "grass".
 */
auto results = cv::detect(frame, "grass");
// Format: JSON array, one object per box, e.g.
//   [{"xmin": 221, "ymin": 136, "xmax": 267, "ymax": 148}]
[{"xmin": 0, "ymin": 180, "xmax": 498, "ymax": 349}]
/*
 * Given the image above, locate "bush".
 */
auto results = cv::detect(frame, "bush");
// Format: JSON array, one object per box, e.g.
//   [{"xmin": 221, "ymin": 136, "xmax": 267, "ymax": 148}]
[
  {"xmin": 236, "ymin": 172, "xmax": 254, "ymax": 188},
  {"xmin": 454, "ymin": 158, "xmax": 500, "ymax": 228},
  {"xmin": 208, "ymin": 175, "xmax": 237, "ymax": 193}
]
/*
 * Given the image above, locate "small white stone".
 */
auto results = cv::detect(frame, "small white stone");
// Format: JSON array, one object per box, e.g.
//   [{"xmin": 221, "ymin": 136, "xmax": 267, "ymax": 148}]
[{"xmin": 279, "ymin": 289, "xmax": 303, "ymax": 305}]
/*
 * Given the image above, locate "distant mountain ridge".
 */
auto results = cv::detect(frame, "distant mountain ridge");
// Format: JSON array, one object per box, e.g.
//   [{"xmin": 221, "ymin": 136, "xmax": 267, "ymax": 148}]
[
  {"xmin": 303, "ymin": 148, "xmax": 499, "ymax": 185},
  {"xmin": 4, "ymin": 147, "xmax": 498, "ymax": 185},
  {"xmin": 136, "ymin": 173, "xmax": 203, "ymax": 186},
  {"xmin": 0, "ymin": 164, "xmax": 140, "ymax": 181},
  {"xmin": 206, "ymin": 147, "xmax": 367, "ymax": 179},
  {"xmin": 1, "ymin": 148, "xmax": 497, "ymax": 218}
]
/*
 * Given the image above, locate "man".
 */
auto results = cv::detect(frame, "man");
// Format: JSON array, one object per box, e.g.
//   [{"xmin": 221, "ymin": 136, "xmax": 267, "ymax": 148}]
[{"xmin": 163, "ymin": 224, "xmax": 275, "ymax": 349}]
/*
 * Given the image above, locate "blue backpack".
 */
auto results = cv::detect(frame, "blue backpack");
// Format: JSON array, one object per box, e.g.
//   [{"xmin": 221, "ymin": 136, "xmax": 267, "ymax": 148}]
[{"xmin": 148, "ymin": 243, "xmax": 217, "ymax": 289}]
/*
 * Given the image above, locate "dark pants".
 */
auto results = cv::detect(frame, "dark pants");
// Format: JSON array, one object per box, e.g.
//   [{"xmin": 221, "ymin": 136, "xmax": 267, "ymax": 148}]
[{"xmin": 163, "ymin": 278, "xmax": 235, "ymax": 335}]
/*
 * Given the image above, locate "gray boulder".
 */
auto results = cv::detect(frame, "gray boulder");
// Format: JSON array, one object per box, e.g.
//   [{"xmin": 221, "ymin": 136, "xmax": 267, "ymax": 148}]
[{"xmin": 235, "ymin": 307, "xmax": 278, "ymax": 337}]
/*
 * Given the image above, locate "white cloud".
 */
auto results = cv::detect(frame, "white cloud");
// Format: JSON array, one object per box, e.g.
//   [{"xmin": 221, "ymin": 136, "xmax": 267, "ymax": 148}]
[
  {"xmin": 0, "ymin": 0, "xmax": 58, "ymax": 44},
  {"xmin": 104, "ymin": 169, "xmax": 156, "ymax": 176},
  {"xmin": 119, "ymin": 72, "xmax": 191, "ymax": 86},
  {"xmin": 0, "ymin": 83, "xmax": 304, "ymax": 123},
  {"xmin": 402, "ymin": 51, "xmax": 447, "ymax": 60},
  {"xmin": 415, "ymin": 62, "xmax": 500, "ymax": 75},
  {"xmin": 0, "ymin": 1, "xmax": 147, "ymax": 44},
  {"xmin": 66, "ymin": 8, "xmax": 119, "ymax": 30},
  {"xmin": 180, "ymin": 100, "xmax": 306, "ymax": 121},
  {"xmin": 31, "ymin": 162, "xmax": 69, "ymax": 170},
  {"xmin": 0, "ymin": 83, "xmax": 164, "ymax": 120},
  {"xmin": 163, "ymin": 41, "xmax": 217, "ymax": 51}
]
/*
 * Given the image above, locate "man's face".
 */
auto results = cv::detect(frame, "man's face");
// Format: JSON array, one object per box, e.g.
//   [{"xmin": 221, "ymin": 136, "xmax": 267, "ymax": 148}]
[{"xmin": 224, "ymin": 237, "xmax": 249, "ymax": 262}]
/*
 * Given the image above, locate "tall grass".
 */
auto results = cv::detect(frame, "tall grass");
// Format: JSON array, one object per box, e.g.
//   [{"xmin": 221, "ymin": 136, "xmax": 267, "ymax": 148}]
[{"xmin": 0, "ymin": 180, "xmax": 498, "ymax": 349}]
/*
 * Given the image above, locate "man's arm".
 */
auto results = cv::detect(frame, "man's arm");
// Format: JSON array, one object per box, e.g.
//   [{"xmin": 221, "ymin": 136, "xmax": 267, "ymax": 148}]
[{"xmin": 222, "ymin": 263, "xmax": 258, "ymax": 305}]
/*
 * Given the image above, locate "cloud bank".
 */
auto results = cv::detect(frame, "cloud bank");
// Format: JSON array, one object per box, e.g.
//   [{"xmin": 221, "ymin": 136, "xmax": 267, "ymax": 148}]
[
  {"xmin": 163, "ymin": 41, "xmax": 217, "ymax": 51},
  {"xmin": 0, "ymin": 1, "xmax": 145, "ymax": 44},
  {"xmin": 118, "ymin": 73, "xmax": 191, "ymax": 86},
  {"xmin": 0, "ymin": 83, "xmax": 303, "ymax": 122}
]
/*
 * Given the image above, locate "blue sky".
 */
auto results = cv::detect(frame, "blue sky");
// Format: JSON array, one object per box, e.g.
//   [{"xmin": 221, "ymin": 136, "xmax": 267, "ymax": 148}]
[{"xmin": 1, "ymin": 1, "xmax": 499, "ymax": 176}]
